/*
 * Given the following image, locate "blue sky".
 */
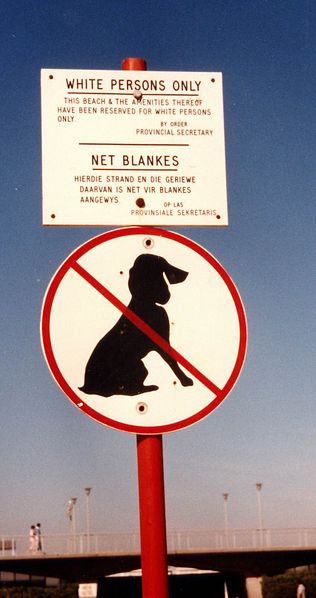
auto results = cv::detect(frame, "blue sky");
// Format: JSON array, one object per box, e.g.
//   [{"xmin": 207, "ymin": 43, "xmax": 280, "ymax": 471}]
[{"xmin": 0, "ymin": 0, "xmax": 315, "ymax": 539}]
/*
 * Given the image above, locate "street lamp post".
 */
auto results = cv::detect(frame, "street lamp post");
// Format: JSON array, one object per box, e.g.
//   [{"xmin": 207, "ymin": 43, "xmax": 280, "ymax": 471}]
[
  {"xmin": 84, "ymin": 487, "xmax": 92, "ymax": 552},
  {"xmin": 222, "ymin": 493, "xmax": 229, "ymax": 547},
  {"xmin": 66, "ymin": 499, "xmax": 73, "ymax": 552},
  {"xmin": 70, "ymin": 497, "xmax": 77, "ymax": 552},
  {"xmin": 256, "ymin": 483, "xmax": 263, "ymax": 546}
]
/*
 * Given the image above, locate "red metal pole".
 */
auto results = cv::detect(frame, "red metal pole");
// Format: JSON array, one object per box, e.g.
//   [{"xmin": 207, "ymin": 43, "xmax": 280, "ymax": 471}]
[
  {"xmin": 136, "ymin": 435, "xmax": 169, "ymax": 598},
  {"xmin": 121, "ymin": 57, "xmax": 169, "ymax": 598},
  {"xmin": 121, "ymin": 56, "xmax": 147, "ymax": 71}
]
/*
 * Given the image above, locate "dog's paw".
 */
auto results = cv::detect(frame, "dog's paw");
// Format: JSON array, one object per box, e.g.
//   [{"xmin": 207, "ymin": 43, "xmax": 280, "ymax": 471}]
[{"xmin": 181, "ymin": 376, "xmax": 193, "ymax": 387}]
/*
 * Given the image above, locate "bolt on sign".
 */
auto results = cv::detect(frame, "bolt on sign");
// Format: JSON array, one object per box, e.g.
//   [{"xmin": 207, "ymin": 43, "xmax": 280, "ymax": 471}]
[
  {"xmin": 41, "ymin": 228, "xmax": 247, "ymax": 434},
  {"xmin": 41, "ymin": 70, "xmax": 227, "ymax": 226}
]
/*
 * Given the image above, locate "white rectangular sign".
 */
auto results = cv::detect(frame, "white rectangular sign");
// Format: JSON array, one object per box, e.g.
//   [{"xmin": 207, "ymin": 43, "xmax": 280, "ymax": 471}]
[
  {"xmin": 78, "ymin": 584, "xmax": 97, "ymax": 598},
  {"xmin": 41, "ymin": 69, "xmax": 228, "ymax": 226}
]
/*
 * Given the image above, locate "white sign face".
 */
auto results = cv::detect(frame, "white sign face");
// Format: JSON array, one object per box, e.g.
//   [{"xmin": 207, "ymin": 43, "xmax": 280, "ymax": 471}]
[
  {"xmin": 41, "ymin": 69, "xmax": 227, "ymax": 226},
  {"xmin": 41, "ymin": 228, "xmax": 246, "ymax": 434}
]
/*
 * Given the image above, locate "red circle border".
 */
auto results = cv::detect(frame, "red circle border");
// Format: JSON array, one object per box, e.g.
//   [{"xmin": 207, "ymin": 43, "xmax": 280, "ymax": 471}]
[{"xmin": 41, "ymin": 227, "xmax": 247, "ymax": 434}]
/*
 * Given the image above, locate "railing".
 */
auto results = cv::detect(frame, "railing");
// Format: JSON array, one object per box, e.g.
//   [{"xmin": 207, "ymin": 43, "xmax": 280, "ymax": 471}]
[
  {"xmin": 1, "ymin": 532, "xmax": 140, "ymax": 556},
  {"xmin": 2, "ymin": 528, "xmax": 316, "ymax": 557},
  {"xmin": 168, "ymin": 528, "xmax": 316, "ymax": 551}
]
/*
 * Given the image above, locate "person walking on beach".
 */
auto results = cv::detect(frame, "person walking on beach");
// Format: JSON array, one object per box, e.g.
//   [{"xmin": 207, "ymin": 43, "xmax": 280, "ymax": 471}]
[
  {"xmin": 297, "ymin": 581, "xmax": 306, "ymax": 598},
  {"xmin": 35, "ymin": 523, "xmax": 42, "ymax": 551},
  {"xmin": 29, "ymin": 525, "xmax": 36, "ymax": 552}
]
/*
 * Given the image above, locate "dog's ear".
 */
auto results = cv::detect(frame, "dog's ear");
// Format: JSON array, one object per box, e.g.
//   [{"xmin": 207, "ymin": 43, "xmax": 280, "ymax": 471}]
[
  {"xmin": 163, "ymin": 260, "xmax": 188, "ymax": 284},
  {"xmin": 128, "ymin": 255, "xmax": 188, "ymax": 298}
]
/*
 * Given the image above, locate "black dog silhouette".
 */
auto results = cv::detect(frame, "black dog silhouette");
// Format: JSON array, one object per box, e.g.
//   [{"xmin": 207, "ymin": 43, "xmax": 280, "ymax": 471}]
[{"xmin": 79, "ymin": 254, "xmax": 193, "ymax": 397}]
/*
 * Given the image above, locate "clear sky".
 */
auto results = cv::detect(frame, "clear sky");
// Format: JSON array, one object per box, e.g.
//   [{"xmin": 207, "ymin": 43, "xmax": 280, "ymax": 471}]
[{"xmin": 0, "ymin": 0, "xmax": 315, "ymax": 540}]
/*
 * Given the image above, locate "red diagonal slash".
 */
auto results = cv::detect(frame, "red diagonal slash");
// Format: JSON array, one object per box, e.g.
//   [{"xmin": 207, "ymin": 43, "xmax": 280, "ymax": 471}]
[{"xmin": 72, "ymin": 261, "xmax": 221, "ymax": 396}]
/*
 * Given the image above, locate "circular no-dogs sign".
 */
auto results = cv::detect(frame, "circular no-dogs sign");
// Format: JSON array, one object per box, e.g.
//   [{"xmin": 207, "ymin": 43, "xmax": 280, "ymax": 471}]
[{"xmin": 41, "ymin": 227, "xmax": 247, "ymax": 434}]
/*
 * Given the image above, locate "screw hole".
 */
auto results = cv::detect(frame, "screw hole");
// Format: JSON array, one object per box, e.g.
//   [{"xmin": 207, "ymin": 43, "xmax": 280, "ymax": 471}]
[
  {"xmin": 136, "ymin": 402, "xmax": 148, "ymax": 414},
  {"xmin": 136, "ymin": 197, "xmax": 145, "ymax": 208},
  {"xmin": 216, "ymin": 214, "xmax": 221, "ymax": 220},
  {"xmin": 49, "ymin": 74, "xmax": 54, "ymax": 80},
  {"xmin": 143, "ymin": 237, "xmax": 154, "ymax": 249},
  {"xmin": 51, "ymin": 213, "xmax": 56, "ymax": 219},
  {"xmin": 133, "ymin": 91, "xmax": 143, "ymax": 101}
]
